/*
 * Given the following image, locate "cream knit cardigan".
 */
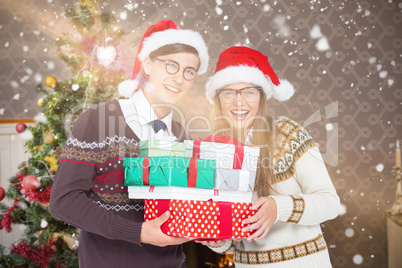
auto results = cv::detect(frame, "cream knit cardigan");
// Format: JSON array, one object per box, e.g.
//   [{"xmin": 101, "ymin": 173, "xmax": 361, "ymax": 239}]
[{"xmin": 208, "ymin": 117, "xmax": 340, "ymax": 267}]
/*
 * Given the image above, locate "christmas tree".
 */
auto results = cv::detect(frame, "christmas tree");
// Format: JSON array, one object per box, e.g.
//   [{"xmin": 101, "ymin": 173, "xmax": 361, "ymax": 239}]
[{"xmin": 0, "ymin": 1, "xmax": 130, "ymax": 266}]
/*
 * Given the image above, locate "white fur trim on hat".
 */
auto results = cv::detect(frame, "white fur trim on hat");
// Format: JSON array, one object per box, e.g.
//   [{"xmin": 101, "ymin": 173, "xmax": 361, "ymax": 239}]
[
  {"xmin": 118, "ymin": 79, "xmax": 140, "ymax": 98},
  {"xmin": 205, "ymin": 65, "xmax": 294, "ymax": 104},
  {"xmin": 137, "ymin": 29, "xmax": 209, "ymax": 74},
  {"xmin": 205, "ymin": 65, "xmax": 273, "ymax": 104}
]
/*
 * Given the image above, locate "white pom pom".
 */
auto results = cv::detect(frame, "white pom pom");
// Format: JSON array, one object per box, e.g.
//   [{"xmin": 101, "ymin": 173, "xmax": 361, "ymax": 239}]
[
  {"xmin": 34, "ymin": 113, "xmax": 47, "ymax": 123},
  {"xmin": 40, "ymin": 219, "xmax": 48, "ymax": 228},
  {"xmin": 273, "ymin": 79, "xmax": 295, "ymax": 101},
  {"xmin": 20, "ymin": 129, "xmax": 33, "ymax": 140},
  {"xmin": 118, "ymin": 80, "xmax": 139, "ymax": 98}
]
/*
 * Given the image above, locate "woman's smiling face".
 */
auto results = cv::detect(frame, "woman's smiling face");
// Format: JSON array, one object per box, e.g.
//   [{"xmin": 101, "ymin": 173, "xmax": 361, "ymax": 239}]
[{"xmin": 218, "ymin": 82, "xmax": 261, "ymax": 132}]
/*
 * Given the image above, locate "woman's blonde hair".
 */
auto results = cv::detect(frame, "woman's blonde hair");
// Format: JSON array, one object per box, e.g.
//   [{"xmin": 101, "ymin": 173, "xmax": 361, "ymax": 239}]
[{"xmin": 212, "ymin": 91, "xmax": 277, "ymax": 197}]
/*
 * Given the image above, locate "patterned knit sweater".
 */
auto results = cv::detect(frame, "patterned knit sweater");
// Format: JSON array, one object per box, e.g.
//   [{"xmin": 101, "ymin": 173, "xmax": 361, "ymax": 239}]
[
  {"xmin": 49, "ymin": 99, "xmax": 187, "ymax": 268},
  {"xmin": 209, "ymin": 117, "xmax": 340, "ymax": 268}
]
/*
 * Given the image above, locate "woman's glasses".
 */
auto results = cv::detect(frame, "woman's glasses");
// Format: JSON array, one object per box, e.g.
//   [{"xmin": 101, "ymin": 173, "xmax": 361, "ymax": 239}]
[
  {"xmin": 153, "ymin": 58, "xmax": 197, "ymax": 81},
  {"xmin": 218, "ymin": 86, "xmax": 262, "ymax": 103}
]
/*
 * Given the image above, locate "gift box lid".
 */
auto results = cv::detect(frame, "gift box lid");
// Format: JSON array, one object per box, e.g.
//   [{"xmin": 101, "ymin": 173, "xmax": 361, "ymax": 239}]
[
  {"xmin": 123, "ymin": 156, "xmax": 216, "ymax": 170},
  {"xmin": 139, "ymin": 140, "xmax": 185, "ymax": 151},
  {"xmin": 128, "ymin": 186, "xmax": 253, "ymax": 203},
  {"xmin": 184, "ymin": 140, "xmax": 260, "ymax": 170}
]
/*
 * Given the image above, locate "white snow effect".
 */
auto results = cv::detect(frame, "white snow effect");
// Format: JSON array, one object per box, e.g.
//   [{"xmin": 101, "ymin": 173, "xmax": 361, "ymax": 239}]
[
  {"xmin": 273, "ymin": 15, "xmax": 290, "ymax": 37},
  {"xmin": 339, "ymin": 203, "xmax": 347, "ymax": 216},
  {"xmin": 126, "ymin": 3, "xmax": 135, "ymax": 10},
  {"xmin": 5, "ymin": 41, "xmax": 9, "ymax": 47},
  {"xmin": 13, "ymin": 94, "xmax": 20, "ymax": 100},
  {"xmin": 223, "ymin": 25, "xmax": 229, "ymax": 31},
  {"xmin": 310, "ymin": 24, "xmax": 322, "ymax": 39},
  {"xmin": 379, "ymin": 71, "xmax": 388, "ymax": 78},
  {"xmin": 345, "ymin": 228, "xmax": 354, "ymax": 238},
  {"xmin": 120, "ymin": 11, "xmax": 127, "ymax": 20},
  {"xmin": 388, "ymin": 79, "xmax": 394, "ymax": 86},
  {"xmin": 215, "ymin": 7, "xmax": 223, "ymax": 15},
  {"xmin": 376, "ymin": 64, "xmax": 382, "ymax": 71},
  {"xmin": 0, "ymin": 108, "xmax": 4, "ymax": 115},
  {"xmin": 72, "ymin": 84, "xmax": 79, "ymax": 91},
  {"xmin": 34, "ymin": 73, "xmax": 43, "ymax": 83},
  {"xmin": 263, "ymin": 4, "xmax": 271, "ymax": 12},
  {"xmin": 325, "ymin": 123, "xmax": 333, "ymax": 131},
  {"xmin": 361, "ymin": 146, "xmax": 365, "ymax": 151},
  {"xmin": 10, "ymin": 80, "xmax": 18, "ymax": 89},
  {"xmin": 353, "ymin": 254, "xmax": 363, "ymax": 265},
  {"xmin": 216, "ymin": 0, "xmax": 223, "ymax": 5},
  {"xmin": 47, "ymin": 61, "xmax": 55, "ymax": 70},
  {"xmin": 316, "ymin": 36, "xmax": 330, "ymax": 51},
  {"xmin": 375, "ymin": 163, "xmax": 384, "ymax": 172}
]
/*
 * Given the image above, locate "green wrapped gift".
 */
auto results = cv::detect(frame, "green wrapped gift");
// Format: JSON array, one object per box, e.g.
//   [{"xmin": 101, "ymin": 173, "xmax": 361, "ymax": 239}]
[
  {"xmin": 139, "ymin": 140, "xmax": 186, "ymax": 157},
  {"xmin": 123, "ymin": 156, "xmax": 215, "ymax": 189}
]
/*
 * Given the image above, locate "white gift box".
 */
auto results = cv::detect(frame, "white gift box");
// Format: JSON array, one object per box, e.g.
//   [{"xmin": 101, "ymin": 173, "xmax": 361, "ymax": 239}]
[
  {"xmin": 185, "ymin": 139, "xmax": 260, "ymax": 192},
  {"xmin": 127, "ymin": 185, "xmax": 252, "ymax": 203},
  {"xmin": 214, "ymin": 169, "xmax": 256, "ymax": 192},
  {"xmin": 184, "ymin": 140, "xmax": 260, "ymax": 170}
]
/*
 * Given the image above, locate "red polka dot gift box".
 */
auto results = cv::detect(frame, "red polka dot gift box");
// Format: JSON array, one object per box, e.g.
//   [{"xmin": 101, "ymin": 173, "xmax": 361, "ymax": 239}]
[{"xmin": 144, "ymin": 199, "xmax": 256, "ymax": 240}]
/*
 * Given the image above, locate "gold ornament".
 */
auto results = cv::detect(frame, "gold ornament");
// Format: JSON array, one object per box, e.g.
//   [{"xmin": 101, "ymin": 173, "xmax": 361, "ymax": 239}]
[
  {"xmin": 44, "ymin": 154, "xmax": 58, "ymax": 173},
  {"xmin": 36, "ymin": 97, "xmax": 44, "ymax": 107},
  {"xmin": 43, "ymin": 131, "xmax": 55, "ymax": 145},
  {"xmin": 44, "ymin": 76, "xmax": 57, "ymax": 88},
  {"xmin": 53, "ymin": 232, "xmax": 79, "ymax": 251}
]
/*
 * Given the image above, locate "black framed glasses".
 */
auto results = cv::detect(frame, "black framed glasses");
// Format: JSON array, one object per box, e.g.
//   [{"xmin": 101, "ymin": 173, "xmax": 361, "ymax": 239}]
[
  {"xmin": 153, "ymin": 58, "xmax": 197, "ymax": 81},
  {"xmin": 217, "ymin": 86, "xmax": 262, "ymax": 103}
]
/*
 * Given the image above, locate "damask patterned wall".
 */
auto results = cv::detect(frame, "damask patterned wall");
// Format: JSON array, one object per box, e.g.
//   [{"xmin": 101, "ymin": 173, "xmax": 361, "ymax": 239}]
[{"xmin": 0, "ymin": 0, "xmax": 401, "ymax": 267}]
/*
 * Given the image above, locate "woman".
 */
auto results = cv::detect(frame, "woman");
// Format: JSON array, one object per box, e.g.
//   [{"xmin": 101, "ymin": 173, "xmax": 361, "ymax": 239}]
[{"xmin": 199, "ymin": 46, "xmax": 340, "ymax": 267}]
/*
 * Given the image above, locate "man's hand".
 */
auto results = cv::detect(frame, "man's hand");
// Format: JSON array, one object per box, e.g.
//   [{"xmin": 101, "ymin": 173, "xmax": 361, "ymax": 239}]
[
  {"xmin": 241, "ymin": 197, "xmax": 277, "ymax": 242},
  {"xmin": 141, "ymin": 211, "xmax": 191, "ymax": 247}
]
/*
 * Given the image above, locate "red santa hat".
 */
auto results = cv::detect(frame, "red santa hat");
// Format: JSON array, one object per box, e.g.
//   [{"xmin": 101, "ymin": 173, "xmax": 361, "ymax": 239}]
[
  {"xmin": 205, "ymin": 46, "xmax": 294, "ymax": 104},
  {"xmin": 119, "ymin": 20, "xmax": 209, "ymax": 97}
]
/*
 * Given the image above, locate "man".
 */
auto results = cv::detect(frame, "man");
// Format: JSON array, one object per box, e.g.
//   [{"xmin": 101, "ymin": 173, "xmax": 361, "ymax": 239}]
[{"xmin": 50, "ymin": 20, "xmax": 209, "ymax": 268}]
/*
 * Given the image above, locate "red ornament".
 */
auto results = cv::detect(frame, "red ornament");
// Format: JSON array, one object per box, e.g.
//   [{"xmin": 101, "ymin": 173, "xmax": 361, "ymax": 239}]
[
  {"xmin": 0, "ymin": 186, "xmax": 5, "ymax": 201},
  {"xmin": 22, "ymin": 175, "xmax": 40, "ymax": 192},
  {"xmin": 16, "ymin": 123, "xmax": 27, "ymax": 133}
]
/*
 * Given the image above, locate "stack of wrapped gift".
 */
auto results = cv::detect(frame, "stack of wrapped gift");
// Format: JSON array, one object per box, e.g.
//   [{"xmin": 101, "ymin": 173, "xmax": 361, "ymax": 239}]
[{"xmin": 124, "ymin": 136, "xmax": 260, "ymax": 240}]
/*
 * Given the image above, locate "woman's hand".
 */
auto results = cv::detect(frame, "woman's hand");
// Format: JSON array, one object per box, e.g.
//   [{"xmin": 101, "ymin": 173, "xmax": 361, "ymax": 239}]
[{"xmin": 241, "ymin": 197, "xmax": 277, "ymax": 242}]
